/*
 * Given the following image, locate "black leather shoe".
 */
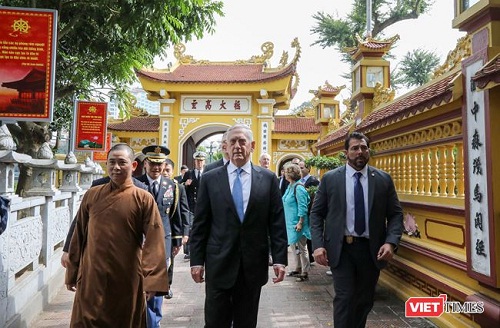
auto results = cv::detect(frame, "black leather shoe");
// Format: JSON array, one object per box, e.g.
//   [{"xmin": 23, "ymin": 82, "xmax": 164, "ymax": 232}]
[{"xmin": 287, "ymin": 270, "xmax": 301, "ymax": 277}]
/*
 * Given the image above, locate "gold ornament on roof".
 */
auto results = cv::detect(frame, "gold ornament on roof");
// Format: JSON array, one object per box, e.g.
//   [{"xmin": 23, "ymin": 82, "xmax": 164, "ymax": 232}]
[
  {"xmin": 246, "ymin": 42, "xmax": 274, "ymax": 64},
  {"xmin": 432, "ymin": 34, "xmax": 471, "ymax": 79},
  {"xmin": 373, "ymin": 82, "xmax": 395, "ymax": 108},
  {"xmin": 173, "ymin": 43, "xmax": 209, "ymax": 65}
]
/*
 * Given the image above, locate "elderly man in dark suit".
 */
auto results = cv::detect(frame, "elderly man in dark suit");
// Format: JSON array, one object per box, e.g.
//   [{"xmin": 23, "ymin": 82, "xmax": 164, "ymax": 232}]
[
  {"xmin": 190, "ymin": 124, "xmax": 288, "ymax": 328},
  {"xmin": 310, "ymin": 131, "xmax": 403, "ymax": 328}
]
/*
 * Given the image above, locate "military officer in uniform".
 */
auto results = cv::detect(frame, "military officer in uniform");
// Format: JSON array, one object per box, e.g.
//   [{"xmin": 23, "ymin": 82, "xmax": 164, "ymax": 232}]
[
  {"xmin": 181, "ymin": 150, "xmax": 206, "ymax": 260},
  {"xmin": 137, "ymin": 145, "xmax": 184, "ymax": 328}
]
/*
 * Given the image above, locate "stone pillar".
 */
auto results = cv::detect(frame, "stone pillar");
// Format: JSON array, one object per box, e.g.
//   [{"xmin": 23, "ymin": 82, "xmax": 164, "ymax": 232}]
[
  {"xmin": 24, "ymin": 159, "xmax": 60, "ymax": 197},
  {"xmin": 256, "ymin": 98, "xmax": 276, "ymax": 169}
]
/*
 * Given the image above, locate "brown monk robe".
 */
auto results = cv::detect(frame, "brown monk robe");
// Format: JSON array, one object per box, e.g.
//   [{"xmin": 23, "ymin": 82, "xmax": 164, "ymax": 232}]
[{"xmin": 65, "ymin": 179, "xmax": 169, "ymax": 327}]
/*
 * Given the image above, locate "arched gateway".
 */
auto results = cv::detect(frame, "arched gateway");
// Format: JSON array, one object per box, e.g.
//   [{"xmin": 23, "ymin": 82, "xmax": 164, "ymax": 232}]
[{"xmin": 111, "ymin": 39, "xmax": 319, "ymax": 172}]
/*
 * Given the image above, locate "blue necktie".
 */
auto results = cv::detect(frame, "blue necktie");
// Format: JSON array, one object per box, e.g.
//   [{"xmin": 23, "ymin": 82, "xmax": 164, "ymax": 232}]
[
  {"xmin": 354, "ymin": 172, "xmax": 365, "ymax": 235},
  {"xmin": 232, "ymin": 168, "xmax": 244, "ymax": 222}
]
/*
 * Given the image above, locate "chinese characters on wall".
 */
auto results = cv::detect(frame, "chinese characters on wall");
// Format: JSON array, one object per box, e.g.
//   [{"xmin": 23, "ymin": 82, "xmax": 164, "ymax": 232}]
[
  {"xmin": 181, "ymin": 96, "xmax": 251, "ymax": 114},
  {"xmin": 466, "ymin": 60, "xmax": 490, "ymax": 276}
]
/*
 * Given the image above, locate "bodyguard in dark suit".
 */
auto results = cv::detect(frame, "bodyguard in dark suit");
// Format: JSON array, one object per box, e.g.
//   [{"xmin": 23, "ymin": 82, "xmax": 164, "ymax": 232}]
[
  {"xmin": 190, "ymin": 124, "xmax": 288, "ymax": 328},
  {"xmin": 137, "ymin": 145, "xmax": 184, "ymax": 328},
  {"xmin": 310, "ymin": 132, "xmax": 403, "ymax": 328}
]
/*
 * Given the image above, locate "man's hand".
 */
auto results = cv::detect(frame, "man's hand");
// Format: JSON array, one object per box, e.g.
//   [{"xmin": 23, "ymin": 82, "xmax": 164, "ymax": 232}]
[
  {"xmin": 145, "ymin": 291, "xmax": 156, "ymax": 301},
  {"xmin": 377, "ymin": 243, "xmax": 395, "ymax": 261},
  {"xmin": 182, "ymin": 236, "xmax": 189, "ymax": 245},
  {"xmin": 191, "ymin": 266, "xmax": 205, "ymax": 283},
  {"xmin": 61, "ymin": 252, "xmax": 70, "ymax": 268},
  {"xmin": 185, "ymin": 179, "xmax": 193, "ymax": 186},
  {"xmin": 172, "ymin": 246, "xmax": 181, "ymax": 257},
  {"xmin": 66, "ymin": 283, "xmax": 76, "ymax": 292},
  {"xmin": 272, "ymin": 264, "xmax": 286, "ymax": 283},
  {"xmin": 313, "ymin": 247, "xmax": 328, "ymax": 266}
]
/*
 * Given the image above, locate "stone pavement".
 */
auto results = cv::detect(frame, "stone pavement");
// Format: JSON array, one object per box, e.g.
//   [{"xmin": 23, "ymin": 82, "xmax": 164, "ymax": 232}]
[{"xmin": 30, "ymin": 250, "xmax": 437, "ymax": 327}]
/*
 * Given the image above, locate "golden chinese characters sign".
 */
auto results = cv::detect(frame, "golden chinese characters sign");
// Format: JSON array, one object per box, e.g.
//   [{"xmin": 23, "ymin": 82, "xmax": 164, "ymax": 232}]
[
  {"xmin": 0, "ymin": 7, "xmax": 57, "ymax": 121},
  {"xmin": 75, "ymin": 101, "xmax": 107, "ymax": 152}
]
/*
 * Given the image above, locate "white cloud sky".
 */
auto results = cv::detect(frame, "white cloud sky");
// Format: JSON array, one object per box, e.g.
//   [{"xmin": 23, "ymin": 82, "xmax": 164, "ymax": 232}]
[{"xmin": 156, "ymin": 0, "xmax": 465, "ymax": 110}]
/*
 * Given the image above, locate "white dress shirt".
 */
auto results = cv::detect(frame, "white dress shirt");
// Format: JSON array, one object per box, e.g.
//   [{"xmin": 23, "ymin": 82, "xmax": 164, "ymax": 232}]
[{"xmin": 345, "ymin": 165, "xmax": 369, "ymax": 237}]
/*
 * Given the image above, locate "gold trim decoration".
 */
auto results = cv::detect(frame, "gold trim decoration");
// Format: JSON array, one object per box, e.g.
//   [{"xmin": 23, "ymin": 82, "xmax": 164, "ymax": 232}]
[{"xmin": 432, "ymin": 35, "xmax": 471, "ymax": 79}]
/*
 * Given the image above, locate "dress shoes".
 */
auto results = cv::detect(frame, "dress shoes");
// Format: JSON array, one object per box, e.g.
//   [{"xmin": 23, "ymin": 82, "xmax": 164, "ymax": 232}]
[
  {"xmin": 296, "ymin": 273, "xmax": 308, "ymax": 282},
  {"xmin": 287, "ymin": 270, "xmax": 302, "ymax": 277}
]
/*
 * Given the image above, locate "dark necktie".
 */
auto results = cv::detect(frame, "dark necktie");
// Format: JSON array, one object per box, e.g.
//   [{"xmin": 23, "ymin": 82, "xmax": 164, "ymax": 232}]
[
  {"xmin": 151, "ymin": 181, "xmax": 158, "ymax": 199},
  {"xmin": 354, "ymin": 172, "xmax": 365, "ymax": 235},
  {"xmin": 232, "ymin": 168, "xmax": 244, "ymax": 222}
]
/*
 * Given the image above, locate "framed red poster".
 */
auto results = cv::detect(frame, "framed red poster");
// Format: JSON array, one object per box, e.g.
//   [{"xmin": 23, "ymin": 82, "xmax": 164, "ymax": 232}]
[
  {"xmin": 93, "ymin": 132, "xmax": 112, "ymax": 161},
  {"xmin": 74, "ymin": 101, "xmax": 107, "ymax": 152},
  {"xmin": 0, "ymin": 7, "xmax": 57, "ymax": 121}
]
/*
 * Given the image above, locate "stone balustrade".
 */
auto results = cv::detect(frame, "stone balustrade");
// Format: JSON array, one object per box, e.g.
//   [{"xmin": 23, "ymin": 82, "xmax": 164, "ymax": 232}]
[{"xmin": 0, "ymin": 150, "xmax": 103, "ymax": 328}]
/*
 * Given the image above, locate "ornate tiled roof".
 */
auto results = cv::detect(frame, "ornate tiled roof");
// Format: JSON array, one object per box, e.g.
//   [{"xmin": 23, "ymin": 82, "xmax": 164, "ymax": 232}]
[
  {"xmin": 472, "ymin": 54, "xmax": 500, "ymax": 89},
  {"xmin": 356, "ymin": 72, "xmax": 459, "ymax": 133},
  {"xmin": 274, "ymin": 117, "xmax": 320, "ymax": 134},
  {"xmin": 108, "ymin": 117, "xmax": 159, "ymax": 132},
  {"xmin": 314, "ymin": 71, "xmax": 460, "ymax": 150},
  {"xmin": 136, "ymin": 63, "xmax": 296, "ymax": 84},
  {"xmin": 344, "ymin": 35, "xmax": 400, "ymax": 58},
  {"xmin": 315, "ymin": 123, "xmax": 353, "ymax": 149}
]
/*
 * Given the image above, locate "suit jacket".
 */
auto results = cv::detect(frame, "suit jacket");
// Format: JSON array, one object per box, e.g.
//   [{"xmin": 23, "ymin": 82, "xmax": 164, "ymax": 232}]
[
  {"xmin": 203, "ymin": 158, "xmax": 224, "ymax": 173},
  {"xmin": 137, "ymin": 174, "xmax": 184, "ymax": 253},
  {"xmin": 190, "ymin": 163, "xmax": 288, "ymax": 289},
  {"xmin": 181, "ymin": 169, "xmax": 202, "ymax": 212},
  {"xmin": 303, "ymin": 175, "xmax": 320, "ymax": 188},
  {"xmin": 174, "ymin": 175, "xmax": 183, "ymax": 184},
  {"xmin": 310, "ymin": 165, "xmax": 403, "ymax": 270},
  {"xmin": 279, "ymin": 176, "xmax": 289, "ymax": 196},
  {"xmin": 171, "ymin": 183, "xmax": 191, "ymax": 239}
]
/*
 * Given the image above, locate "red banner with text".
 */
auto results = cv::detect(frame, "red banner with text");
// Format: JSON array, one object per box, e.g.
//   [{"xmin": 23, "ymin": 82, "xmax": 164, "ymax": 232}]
[
  {"xmin": 75, "ymin": 101, "xmax": 107, "ymax": 152},
  {"xmin": 0, "ymin": 7, "xmax": 57, "ymax": 121}
]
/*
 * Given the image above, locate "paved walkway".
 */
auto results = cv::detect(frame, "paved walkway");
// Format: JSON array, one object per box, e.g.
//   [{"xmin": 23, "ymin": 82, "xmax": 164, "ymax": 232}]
[{"xmin": 30, "ymin": 250, "xmax": 436, "ymax": 327}]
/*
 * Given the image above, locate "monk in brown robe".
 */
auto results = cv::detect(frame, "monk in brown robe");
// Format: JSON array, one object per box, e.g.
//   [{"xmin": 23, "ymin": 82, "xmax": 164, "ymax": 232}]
[{"xmin": 65, "ymin": 144, "xmax": 169, "ymax": 327}]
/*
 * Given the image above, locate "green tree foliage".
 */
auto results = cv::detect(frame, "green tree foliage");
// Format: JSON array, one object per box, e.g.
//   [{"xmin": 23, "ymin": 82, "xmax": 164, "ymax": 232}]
[
  {"xmin": 392, "ymin": 48, "xmax": 440, "ymax": 88},
  {"xmin": 305, "ymin": 155, "xmax": 343, "ymax": 171},
  {"xmin": 312, "ymin": 0, "xmax": 431, "ymax": 57},
  {"xmin": 0, "ymin": 0, "xmax": 223, "ymax": 193},
  {"xmin": 1, "ymin": 0, "xmax": 223, "ymax": 146}
]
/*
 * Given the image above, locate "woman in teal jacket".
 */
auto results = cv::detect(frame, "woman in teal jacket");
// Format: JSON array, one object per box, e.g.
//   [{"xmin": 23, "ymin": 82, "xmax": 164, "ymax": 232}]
[{"xmin": 282, "ymin": 163, "xmax": 311, "ymax": 281}]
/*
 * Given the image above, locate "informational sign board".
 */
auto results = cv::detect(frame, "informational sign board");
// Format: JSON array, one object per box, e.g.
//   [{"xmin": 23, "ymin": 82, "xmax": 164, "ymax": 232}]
[
  {"xmin": 74, "ymin": 101, "xmax": 107, "ymax": 152},
  {"xmin": 0, "ymin": 7, "xmax": 57, "ymax": 121}
]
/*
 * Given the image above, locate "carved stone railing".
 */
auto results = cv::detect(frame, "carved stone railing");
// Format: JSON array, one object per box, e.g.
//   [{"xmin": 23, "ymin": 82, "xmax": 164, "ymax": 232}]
[{"xmin": 0, "ymin": 150, "xmax": 103, "ymax": 328}]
